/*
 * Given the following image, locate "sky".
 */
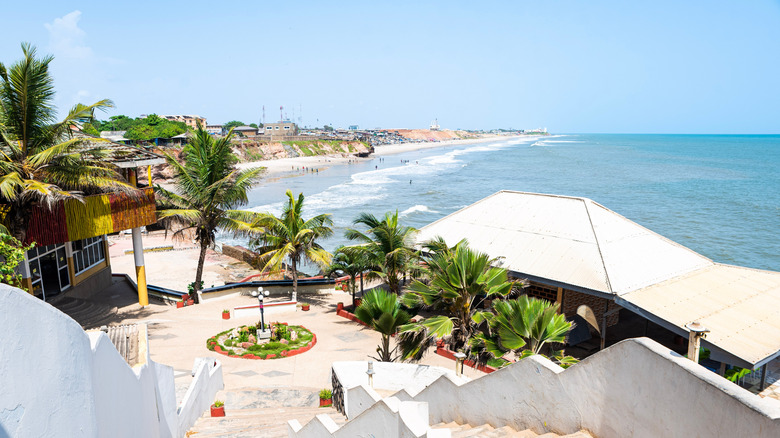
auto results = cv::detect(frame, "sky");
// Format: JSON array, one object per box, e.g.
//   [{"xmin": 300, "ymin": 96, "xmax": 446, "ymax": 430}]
[{"xmin": 2, "ymin": 1, "xmax": 779, "ymax": 133}]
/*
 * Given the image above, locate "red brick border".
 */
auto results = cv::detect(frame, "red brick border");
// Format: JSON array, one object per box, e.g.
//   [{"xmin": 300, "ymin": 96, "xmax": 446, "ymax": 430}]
[
  {"xmin": 211, "ymin": 325, "xmax": 317, "ymax": 360},
  {"xmin": 434, "ymin": 340, "xmax": 498, "ymax": 374},
  {"xmin": 336, "ymin": 307, "xmax": 370, "ymax": 328}
]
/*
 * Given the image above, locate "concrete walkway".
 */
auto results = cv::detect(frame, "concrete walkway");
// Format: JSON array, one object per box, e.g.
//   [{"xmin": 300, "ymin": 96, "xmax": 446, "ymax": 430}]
[{"xmin": 100, "ymin": 283, "xmax": 486, "ymax": 400}]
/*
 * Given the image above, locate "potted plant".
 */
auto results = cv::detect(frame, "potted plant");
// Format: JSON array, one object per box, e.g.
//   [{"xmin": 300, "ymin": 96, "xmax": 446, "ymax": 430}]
[
  {"xmin": 222, "ymin": 309, "xmax": 231, "ymax": 320},
  {"xmin": 318, "ymin": 389, "xmax": 332, "ymax": 407},
  {"xmin": 176, "ymin": 300, "xmax": 184, "ymax": 309},
  {"xmin": 211, "ymin": 400, "xmax": 225, "ymax": 417},
  {"xmin": 301, "ymin": 303, "xmax": 310, "ymax": 311},
  {"xmin": 187, "ymin": 298, "xmax": 195, "ymax": 306}
]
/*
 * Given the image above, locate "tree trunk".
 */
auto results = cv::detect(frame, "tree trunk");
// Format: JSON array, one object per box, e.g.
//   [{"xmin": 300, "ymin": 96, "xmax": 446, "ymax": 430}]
[
  {"xmin": 193, "ymin": 242, "xmax": 208, "ymax": 304},
  {"xmin": 351, "ymin": 275, "xmax": 356, "ymax": 308},
  {"xmin": 291, "ymin": 257, "xmax": 298, "ymax": 302},
  {"xmin": 382, "ymin": 334, "xmax": 391, "ymax": 361}
]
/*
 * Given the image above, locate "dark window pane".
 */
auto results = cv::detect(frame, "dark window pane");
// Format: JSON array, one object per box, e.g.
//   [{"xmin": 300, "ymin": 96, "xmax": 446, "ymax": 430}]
[{"xmin": 59, "ymin": 268, "xmax": 70, "ymax": 288}]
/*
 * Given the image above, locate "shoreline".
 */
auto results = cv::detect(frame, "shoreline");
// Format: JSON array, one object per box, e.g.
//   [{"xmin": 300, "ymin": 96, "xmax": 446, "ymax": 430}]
[{"xmin": 237, "ymin": 134, "xmax": 543, "ymax": 178}]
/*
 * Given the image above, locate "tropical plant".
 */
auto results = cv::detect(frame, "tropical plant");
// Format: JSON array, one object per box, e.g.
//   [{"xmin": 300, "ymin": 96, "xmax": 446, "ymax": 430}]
[
  {"xmin": 155, "ymin": 123, "xmax": 263, "ymax": 303},
  {"xmin": 469, "ymin": 296, "xmax": 578, "ymax": 368},
  {"xmin": 212, "ymin": 400, "xmax": 224, "ymax": 408},
  {"xmin": 345, "ymin": 211, "xmax": 418, "ymax": 295},
  {"xmin": 0, "ymin": 232, "xmax": 33, "ymax": 286},
  {"xmin": 326, "ymin": 245, "xmax": 371, "ymax": 308},
  {"xmin": 0, "ymin": 43, "xmax": 131, "ymax": 243},
  {"xmin": 398, "ymin": 238, "xmax": 517, "ymax": 360},
  {"xmin": 319, "ymin": 388, "xmax": 332, "ymax": 399},
  {"xmin": 354, "ymin": 288, "xmax": 412, "ymax": 362},
  {"xmin": 250, "ymin": 190, "xmax": 333, "ymax": 301}
]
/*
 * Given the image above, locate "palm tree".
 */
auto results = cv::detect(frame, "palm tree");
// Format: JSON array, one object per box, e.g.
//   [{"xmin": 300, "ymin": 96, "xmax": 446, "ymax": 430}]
[
  {"xmin": 0, "ymin": 43, "xmax": 129, "ymax": 243},
  {"xmin": 345, "ymin": 211, "xmax": 418, "ymax": 294},
  {"xmin": 250, "ymin": 191, "xmax": 333, "ymax": 301},
  {"xmin": 326, "ymin": 245, "xmax": 370, "ymax": 308},
  {"xmin": 354, "ymin": 288, "xmax": 412, "ymax": 362},
  {"xmin": 155, "ymin": 124, "xmax": 262, "ymax": 303},
  {"xmin": 398, "ymin": 238, "xmax": 517, "ymax": 360},
  {"xmin": 470, "ymin": 296, "xmax": 578, "ymax": 368}
]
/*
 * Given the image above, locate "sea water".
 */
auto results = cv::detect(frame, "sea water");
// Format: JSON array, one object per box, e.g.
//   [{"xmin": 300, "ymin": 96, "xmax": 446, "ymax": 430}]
[{"xmin": 237, "ymin": 134, "xmax": 780, "ymax": 272}]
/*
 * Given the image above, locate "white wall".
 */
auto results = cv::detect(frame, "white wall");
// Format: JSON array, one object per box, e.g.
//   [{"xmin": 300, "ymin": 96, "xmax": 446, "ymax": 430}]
[
  {"xmin": 0, "ymin": 284, "xmax": 222, "ymax": 438},
  {"xmin": 410, "ymin": 338, "xmax": 780, "ymax": 438},
  {"xmin": 0, "ymin": 284, "xmax": 98, "ymax": 437},
  {"xmin": 177, "ymin": 358, "xmax": 224, "ymax": 435}
]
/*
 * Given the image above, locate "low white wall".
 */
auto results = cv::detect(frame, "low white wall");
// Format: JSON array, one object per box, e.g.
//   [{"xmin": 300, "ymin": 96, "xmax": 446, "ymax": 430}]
[
  {"xmin": 177, "ymin": 358, "xmax": 224, "ymax": 436},
  {"xmin": 345, "ymin": 385, "xmax": 382, "ymax": 419},
  {"xmin": 89, "ymin": 330, "xmax": 176, "ymax": 438},
  {"xmin": 0, "ymin": 285, "xmax": 99, "ymax": 437},
  {"xmin": 0, "ymin": 284, "xmax": 223, "ymax": 438},
  {"xmin": 232, "ymin": 301, "xmax": 297, "ymax": 319},
  {"xmin": 410, "ymin": 338, "xmax": 780, "ymax": 438}
]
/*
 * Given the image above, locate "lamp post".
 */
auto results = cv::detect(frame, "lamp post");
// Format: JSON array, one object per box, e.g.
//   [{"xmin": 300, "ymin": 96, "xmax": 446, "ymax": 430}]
[
  {"xmin": 366, "ymin": 361, "xmax": 375, "ymax": 388},
  {"xmin": 685, "ymin": 321, "xmax": 709, "ymax": 363},
  {"xmin": 251, "ymin": 287, "xmax": 270, "ymax": 333},
  {"xmin": 454, "ymin": 352, "xmax": 466, "ymax": 376}
]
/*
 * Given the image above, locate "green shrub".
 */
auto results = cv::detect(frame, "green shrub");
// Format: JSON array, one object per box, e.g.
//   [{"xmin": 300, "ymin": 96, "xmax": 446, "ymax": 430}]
[{"xmin": 319, "ymin": 389, "xmax": 332, "ymax": 399}]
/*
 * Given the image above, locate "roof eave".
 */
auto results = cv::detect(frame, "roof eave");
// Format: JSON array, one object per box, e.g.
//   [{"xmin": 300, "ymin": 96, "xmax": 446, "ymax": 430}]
[{"xmin": 112, "ymin": 158, "xmax": 167, "ymax": 168}]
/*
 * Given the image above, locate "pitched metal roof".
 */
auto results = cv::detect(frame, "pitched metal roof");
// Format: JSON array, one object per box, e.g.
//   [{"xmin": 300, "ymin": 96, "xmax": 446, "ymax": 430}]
[
  {"xmin": 417, "ymin": 190, "xmax": 780, "ymax": 368},
  {"xmin": 417, "ymin": 190, "xmax": 712, "ymax": 295},
  {"xmin": 618, "ymin": 263, "xmax": 780, "ymax": 368}
]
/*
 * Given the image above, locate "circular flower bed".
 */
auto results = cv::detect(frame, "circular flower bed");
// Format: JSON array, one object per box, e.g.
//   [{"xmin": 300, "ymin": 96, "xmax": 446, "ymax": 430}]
[{"xmin": 206, "ymin": 322, "xmax": 316, "ymax": 359}]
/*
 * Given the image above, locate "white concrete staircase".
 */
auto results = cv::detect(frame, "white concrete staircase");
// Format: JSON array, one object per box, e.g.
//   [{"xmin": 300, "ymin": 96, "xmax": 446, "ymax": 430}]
[
  {"xmin": 431, "ymin": 421, "xmax": 593, "ymax": 437},
  {"xmin": 187, "ymin": 388, "xmax": 346, "ymax": 438}
]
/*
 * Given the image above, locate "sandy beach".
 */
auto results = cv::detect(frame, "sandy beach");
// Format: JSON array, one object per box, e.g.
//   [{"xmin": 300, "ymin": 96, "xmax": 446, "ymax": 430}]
[{"xmin": 236, "ymin": 135, "xmax": 540, "ymax": 178}]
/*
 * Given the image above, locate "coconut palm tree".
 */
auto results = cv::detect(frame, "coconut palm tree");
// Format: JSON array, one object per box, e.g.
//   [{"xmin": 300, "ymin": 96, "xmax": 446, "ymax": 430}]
[
  {"xmin": 345, "ymin": 211, "xmax": 418, "ymax": 295},
  {"xmin": 250, "ymin": 190, "xmax": 333, "ymax": 301},
  {"xmin": 354, "ymin": 288, "xmax": 412, "ymax": 362},
  {"xmin": 0, "ymin": 43, "xmax": 129, "ymax": 243},
  {"xmin": 326, "ymin": 245, "xmax": 370, "ymax": 308},
  {"xmin": 469, "ymin": 296, "xmax": 578, "ymax": 368},
  {"xmin": 155, "ymin": 124, "xmax": 263, "ymax": 303},
  {"xmin": 398, "ymin": 238, "xmax": 518, "ymax": 360}
]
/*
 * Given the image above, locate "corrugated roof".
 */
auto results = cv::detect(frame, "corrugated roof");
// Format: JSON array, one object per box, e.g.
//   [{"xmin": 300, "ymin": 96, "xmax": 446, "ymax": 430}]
[
  {"xmin": 620, "ymin": 264, "xmax": 780, "ymax": 368},
  {"xmin": 417, "ymin": 190, "xmax": 780, "ymax": 368},
  {"xmin": 417, "ymin": 191, "xmax": 712, "ymax": 295}
]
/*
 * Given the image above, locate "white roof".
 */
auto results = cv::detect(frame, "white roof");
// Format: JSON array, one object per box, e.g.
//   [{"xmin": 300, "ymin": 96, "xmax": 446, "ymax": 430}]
[
  {"xmin": 618, "ymin": 264, "xmax": 780, "ymax": 368},
  {"xmin": 417, "ymin": 191, "xmax": 712, "ymax": 295},
  {"xmin": 417, "ymin": 190, "xmax": 780, "ymax": 368}
]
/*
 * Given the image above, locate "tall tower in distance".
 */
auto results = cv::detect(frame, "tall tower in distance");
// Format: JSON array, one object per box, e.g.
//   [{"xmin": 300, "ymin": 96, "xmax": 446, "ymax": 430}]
[{"xmin": 430, "ymin": 118, "xmax": 440, "ymax": 131}]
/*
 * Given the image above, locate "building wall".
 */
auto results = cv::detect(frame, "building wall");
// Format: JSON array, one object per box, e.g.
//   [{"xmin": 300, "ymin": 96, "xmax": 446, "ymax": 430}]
[
  {"xmin": 263, "ymin": 122, "xmax": 298, "ymax": 136},
  {"xmin": 68, "ymin": 265, "xmax": 113, "ymax": 301},
  {"xmin": 561, "ymin": 289, "xmax": 620, "ymax": 328}
]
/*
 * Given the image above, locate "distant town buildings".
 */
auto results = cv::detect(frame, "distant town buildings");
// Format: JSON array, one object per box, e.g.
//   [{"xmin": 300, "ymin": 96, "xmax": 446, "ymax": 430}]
[
  {"xmin": 232, "ymin": 126, "xmax": 259, "ymax": 136},
  {"xmin": 348, "ymin": 125, "xmax": 359, "ymax": 131},
  {"xmin": 160, "ymin": 114, "xmax": 207, "ymax": 129},
  {"xmin": 263, "ymin": 121, "xmax": 299, "ymax": 137},
  {"xmin": 206, "ymin": 124, "xmax": 225, "ymax": 135}
]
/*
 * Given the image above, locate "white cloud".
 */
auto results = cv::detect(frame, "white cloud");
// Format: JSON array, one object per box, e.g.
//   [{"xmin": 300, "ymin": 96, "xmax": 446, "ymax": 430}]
[{"xmin": 44, "ymin": 10, "xmax": 93, "ymax": 60}]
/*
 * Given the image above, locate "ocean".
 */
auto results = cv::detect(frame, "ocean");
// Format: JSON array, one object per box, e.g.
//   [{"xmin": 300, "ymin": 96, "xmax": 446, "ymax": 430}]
[{"xmin": 237, "ymin": 134, "xmax": 780, "ymax": 273}]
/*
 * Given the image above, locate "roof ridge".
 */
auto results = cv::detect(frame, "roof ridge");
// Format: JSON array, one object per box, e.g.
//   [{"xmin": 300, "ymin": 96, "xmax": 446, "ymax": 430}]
[{"xmin": 582, "ymin": 198, "xmax": 614, "ymax": 294}]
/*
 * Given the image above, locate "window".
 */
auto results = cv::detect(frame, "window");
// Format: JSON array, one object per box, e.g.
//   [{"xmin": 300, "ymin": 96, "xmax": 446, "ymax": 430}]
[
  {"xmin": 284, "ymin": 126, "xmax": 290, "ymax": 130},
  {"xmin": 275, "ymin": 126, "xmax": 280, "ymax": 130},
  {"xmin": 72, "ymin": 235, "xmax": 106, "ymax": 275}
]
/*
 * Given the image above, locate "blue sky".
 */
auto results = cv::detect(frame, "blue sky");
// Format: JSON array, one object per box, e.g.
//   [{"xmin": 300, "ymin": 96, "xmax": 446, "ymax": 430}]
[{"xmin": 2, "ymin": 1, "xmax": 779, "ymax": 133}]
